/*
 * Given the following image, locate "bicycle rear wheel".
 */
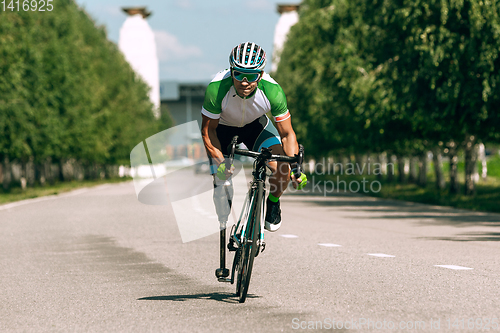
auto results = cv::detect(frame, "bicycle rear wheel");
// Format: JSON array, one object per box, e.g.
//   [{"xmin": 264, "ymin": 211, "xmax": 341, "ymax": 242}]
[{"xmin": 236, "ymin": 181, "xmax": 263, "ymax": 303}]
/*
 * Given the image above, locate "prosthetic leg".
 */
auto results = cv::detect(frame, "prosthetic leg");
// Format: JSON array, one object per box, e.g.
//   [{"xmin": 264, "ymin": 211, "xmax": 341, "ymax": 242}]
[{"xmin": 213, "ymin": 177, "xmax": 234, "ymax": 282}]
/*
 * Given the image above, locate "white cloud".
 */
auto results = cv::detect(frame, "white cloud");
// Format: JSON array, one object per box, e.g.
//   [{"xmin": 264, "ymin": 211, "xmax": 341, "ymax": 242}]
[
  {"xmin": 154, "ymin": 30, "xmax": 202, "ymax": 61},
  {"xmin": 245, "ymin": 0, "xmax": 273, "ymax": 12},
  {"xmin": 175, "ymin": 0, "xmax": 193, "ymax": 9}
]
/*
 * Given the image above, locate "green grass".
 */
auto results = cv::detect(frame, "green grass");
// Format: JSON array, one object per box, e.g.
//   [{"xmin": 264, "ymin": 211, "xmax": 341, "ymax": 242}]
[
  {"xmin": 486, "ymin": 155, "xmax": 500, "ymax": 178},
  {"xmin": 372, "ymin": 177, "xmax": 500, "ymax": 213},
  {"xmin": 0, "ymin": 177, "xmax": 132, "ymax": 205},
  {"xmin": 314, "ymin": 155, "xmax": 500, "ymax": 214}
]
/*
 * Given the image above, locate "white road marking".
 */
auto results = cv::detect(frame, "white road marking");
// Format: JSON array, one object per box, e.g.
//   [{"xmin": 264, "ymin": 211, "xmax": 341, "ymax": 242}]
[
  {"xmin": 280, "ymin": 234, "xmax": 298, "ymax": 238},
  {"xmin": 368, "ymin": 253, "xmax": 395, "ymax": 258},
  {"xmin": 434, "ymin": 265, "xmax": 473, "ymax": 270},
  {"xmin": 318, "ymin": 243, "xmax": 342, "ymax": 247}
]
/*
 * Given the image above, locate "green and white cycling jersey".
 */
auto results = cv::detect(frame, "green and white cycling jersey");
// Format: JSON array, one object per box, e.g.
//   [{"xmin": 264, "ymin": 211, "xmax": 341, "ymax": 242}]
[{"xmin": 201, "ymin": 69, "xmax": 291, "ymax": 127}]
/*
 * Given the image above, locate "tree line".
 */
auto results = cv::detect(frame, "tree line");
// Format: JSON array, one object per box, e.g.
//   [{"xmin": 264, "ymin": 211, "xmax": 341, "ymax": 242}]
[
  {"xmin": 0, "ymin": 0, "xmax": 171, "ymax": 190},
  {"xmin": 275, "ymin": 0, "xmax": 500, "ymax": 195}
]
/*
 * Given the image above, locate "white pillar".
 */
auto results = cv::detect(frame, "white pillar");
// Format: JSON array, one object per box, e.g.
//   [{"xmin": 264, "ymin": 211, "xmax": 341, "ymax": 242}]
[
  {"xmin": 272, "ymin": 4, "xmax": 300, "ymax": 72},
  {"xmin": 119, "ymin": 8, "xmax": 160, "ymax": 118}
]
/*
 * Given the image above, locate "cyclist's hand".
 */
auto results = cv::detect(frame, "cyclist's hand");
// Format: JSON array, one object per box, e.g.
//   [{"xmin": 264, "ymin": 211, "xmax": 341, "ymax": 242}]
[
  {"xmin": 291, "ymin": 171, "xmax": 307, "ymax": 190},
  {"xmin": 216, "ymin": 162, "xmax": 235, "ymax": 180}
]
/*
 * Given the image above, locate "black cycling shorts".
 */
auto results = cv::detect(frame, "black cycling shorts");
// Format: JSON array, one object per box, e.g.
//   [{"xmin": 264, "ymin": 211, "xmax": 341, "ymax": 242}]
[
  {"xmin": 209, "ymin": 115, "xmax": 281, "ymax": 174},
  {"xmin": 216, "ymin": 115, "xmax": 281, "ymax": 155}
]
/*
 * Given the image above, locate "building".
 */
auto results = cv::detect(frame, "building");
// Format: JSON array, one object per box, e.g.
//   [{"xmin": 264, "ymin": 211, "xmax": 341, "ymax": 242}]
[
  {"xmin": 160, "ymin": 81, "xmax": 207, "ymax": 160},
  {"xmin": 160, "ymin": 81, "xmax": 206, "ymax": 132}
]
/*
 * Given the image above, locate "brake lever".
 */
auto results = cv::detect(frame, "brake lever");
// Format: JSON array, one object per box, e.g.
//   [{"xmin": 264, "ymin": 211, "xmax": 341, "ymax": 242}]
[{"xmin": 292, "ymin": 144, "xmax": 305, "ymax": 179}]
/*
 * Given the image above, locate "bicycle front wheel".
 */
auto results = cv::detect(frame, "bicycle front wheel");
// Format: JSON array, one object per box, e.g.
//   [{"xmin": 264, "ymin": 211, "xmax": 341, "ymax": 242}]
[{"xmin": 236, "ymin": 181, "xmax": 263, "ymax": 303}]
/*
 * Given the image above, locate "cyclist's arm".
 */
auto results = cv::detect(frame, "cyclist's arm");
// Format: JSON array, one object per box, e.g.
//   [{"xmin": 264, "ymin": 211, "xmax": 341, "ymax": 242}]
[
  {"xmin": 275, "ymin": 117, "xmax": 299, "ymax": 158},
  {"xmin": 201, "ymin": 115, "xmax": 225, "ymax": 167},
  {"xmin": 275, "ymin": 117, "xmax": 305, "ymax": 187}
]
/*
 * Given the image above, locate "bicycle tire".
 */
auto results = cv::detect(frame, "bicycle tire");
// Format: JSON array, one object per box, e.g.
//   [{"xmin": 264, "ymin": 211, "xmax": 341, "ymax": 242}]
[
  {"xmin": 233, "ymin": 185, "xmax": 258, "ymax": 298},
  {"xmin": 237, "ymin": 181, "xmax": 263, "ymax": 303},
  {"xmin": 232, "ymin": 246, "xmax": 240, "ymax": 289},
  {"xmin": 233, "ymin": 188, "xmax": 253, "ymax": 293}
]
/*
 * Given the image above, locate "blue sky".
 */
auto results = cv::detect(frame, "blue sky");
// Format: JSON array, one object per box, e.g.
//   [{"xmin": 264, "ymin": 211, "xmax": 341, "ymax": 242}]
[{"xmin": 75, "ymin": 0, "xmax": 299, "ymax": 83}]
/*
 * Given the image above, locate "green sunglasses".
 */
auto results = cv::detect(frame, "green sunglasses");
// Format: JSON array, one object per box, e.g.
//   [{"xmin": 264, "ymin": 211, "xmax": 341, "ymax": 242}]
[{"xmin": 232, "ymin": 70, "xmax": 261, "ymax": 82}]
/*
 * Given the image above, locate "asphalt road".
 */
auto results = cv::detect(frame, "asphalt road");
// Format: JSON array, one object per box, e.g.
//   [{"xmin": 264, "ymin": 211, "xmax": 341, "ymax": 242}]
[{"xmin": 1, "ymin": 172, "xmax": 499, "ymax": 332}]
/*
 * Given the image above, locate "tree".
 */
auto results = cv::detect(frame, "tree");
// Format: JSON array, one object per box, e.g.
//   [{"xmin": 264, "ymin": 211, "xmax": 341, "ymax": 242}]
[
  {"xmin": 0, "ymin": 0, "xmax": 167, "ymax": 188},
  {"xmin": 276, "ymin": 0, "xmax": 500, "ymax": 195}
]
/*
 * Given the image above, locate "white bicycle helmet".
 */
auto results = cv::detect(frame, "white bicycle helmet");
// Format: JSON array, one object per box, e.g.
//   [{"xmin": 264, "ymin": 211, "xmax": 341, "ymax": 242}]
[{"xmin": 229, "ymin": 42, "xmax": 266, "ymax": 72}]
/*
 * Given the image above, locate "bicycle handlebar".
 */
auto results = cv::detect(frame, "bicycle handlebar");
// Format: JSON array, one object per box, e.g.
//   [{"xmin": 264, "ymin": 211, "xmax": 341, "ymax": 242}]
[{"xmin": 226, "ymin": 136, "xmax": 305, "ymax": 178}]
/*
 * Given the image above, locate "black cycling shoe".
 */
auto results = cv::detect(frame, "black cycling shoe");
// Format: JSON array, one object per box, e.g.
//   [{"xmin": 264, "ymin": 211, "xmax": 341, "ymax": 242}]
[{"xmin": 265, "ymin": 198, "xmax": 281, "ymax": 232}]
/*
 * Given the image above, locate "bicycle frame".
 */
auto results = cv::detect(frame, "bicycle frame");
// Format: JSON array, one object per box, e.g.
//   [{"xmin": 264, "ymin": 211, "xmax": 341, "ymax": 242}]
[
  {"xmin": 231, "ymin": 150, "xmax": 269, "ymax": 252},
  {"xmin": 216, "ymin": 135, "xmax": 304, "ymax": 303}
]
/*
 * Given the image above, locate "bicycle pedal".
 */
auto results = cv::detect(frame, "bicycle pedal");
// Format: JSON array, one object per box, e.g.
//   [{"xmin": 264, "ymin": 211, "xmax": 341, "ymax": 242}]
[
  {"xmin": 215, "ymin": 268, "xmax": 229, "ymax": 278},
  {"xmin": 261, "ymin": 241, "xmax": 266, "ymax": 253},
  {"xmin": 217, "ymin": 277, "xmax": 231, "ymax": 283}
]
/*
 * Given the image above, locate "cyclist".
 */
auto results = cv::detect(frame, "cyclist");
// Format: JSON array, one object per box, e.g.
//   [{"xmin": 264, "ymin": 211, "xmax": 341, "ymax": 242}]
[{"xmin": 201, "ymin": 42, "xmax": 307, "ymax": 231}]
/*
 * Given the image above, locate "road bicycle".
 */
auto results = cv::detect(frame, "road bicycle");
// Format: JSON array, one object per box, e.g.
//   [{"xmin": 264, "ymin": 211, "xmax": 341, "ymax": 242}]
[{"xmin": 215, "ymin": 135, "xmax": 304, "ymax": 303}]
